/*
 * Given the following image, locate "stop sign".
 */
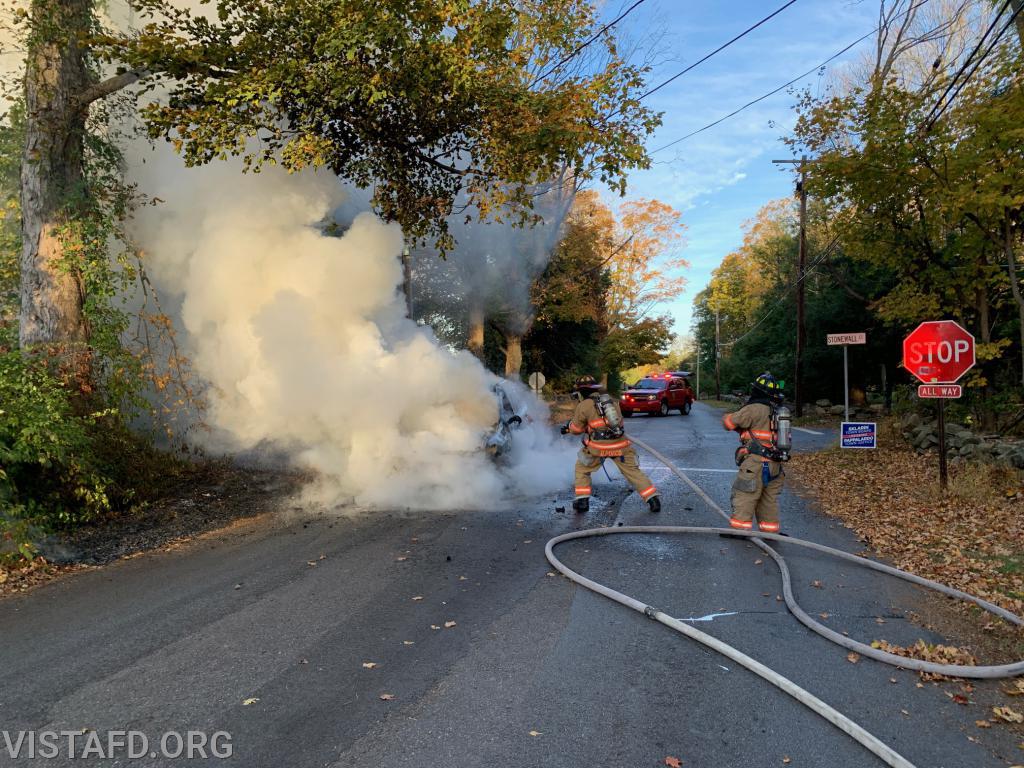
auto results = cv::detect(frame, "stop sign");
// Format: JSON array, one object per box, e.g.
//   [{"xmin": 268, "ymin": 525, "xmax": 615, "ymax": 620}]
[{"xmin": 902, "ymin": 320, "xmax": 975, "ymax": 383}]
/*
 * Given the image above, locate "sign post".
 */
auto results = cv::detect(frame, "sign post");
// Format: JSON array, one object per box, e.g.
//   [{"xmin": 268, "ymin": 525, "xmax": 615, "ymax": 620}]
[
  {"xmin": 826, "ymin": 332, "xmax": 867, "ymax": 421},
  {"xmin": 902, "ymin": 321, "xmax": 976, "ymax": 491}
]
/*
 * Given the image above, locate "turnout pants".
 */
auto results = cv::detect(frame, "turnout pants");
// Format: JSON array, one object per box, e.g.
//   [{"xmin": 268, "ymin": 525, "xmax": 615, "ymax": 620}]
[
  {"xmin": 730, "ymin": 454, "xmax": 783, "ymax": 531},
  {"xmin": 574, "ymin": 446, "xmax": 657, "ymax": 501}
]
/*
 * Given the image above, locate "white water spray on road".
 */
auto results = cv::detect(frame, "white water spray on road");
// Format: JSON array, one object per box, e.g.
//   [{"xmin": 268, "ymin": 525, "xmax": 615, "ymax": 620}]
[{"xmin": 129, "ymin": 149, "xmax": 574, "ymax": 509}]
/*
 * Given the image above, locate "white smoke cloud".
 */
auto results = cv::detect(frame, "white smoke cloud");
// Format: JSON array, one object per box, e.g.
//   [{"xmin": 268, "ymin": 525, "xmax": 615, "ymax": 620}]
[{"xmin": 128, "ymin": 145, "xmax": 575, "ymax": 510}]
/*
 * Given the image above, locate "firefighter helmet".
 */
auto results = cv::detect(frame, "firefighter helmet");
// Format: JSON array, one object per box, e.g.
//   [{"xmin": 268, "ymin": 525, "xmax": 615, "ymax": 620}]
[
  {"xmin": 573, "ymin": 375, "xmax": 602, "ymax": 399},
  {"xmin": 751, "ymin": 372, "xmax": 783, "ymax": 402}
]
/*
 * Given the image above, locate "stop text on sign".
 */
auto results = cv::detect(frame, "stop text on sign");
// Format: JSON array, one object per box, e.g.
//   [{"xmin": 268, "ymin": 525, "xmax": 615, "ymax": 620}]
[
  {"xmin": 918, "ymin": 384, "xmax": 962, "ymax": 398},
  {"xmin": 904, "ymin": 339, "xmax": 971, "ymax": 366},
  {"xmin": 902, "ymin": 320, "xmax": 975, "ymax": 384}
]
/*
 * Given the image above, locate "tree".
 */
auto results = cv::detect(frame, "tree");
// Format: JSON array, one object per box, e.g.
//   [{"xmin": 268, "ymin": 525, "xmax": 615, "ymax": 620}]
[
  {"xmin": 599, "ymin": 197, "xmax": 686, "ymax": 382},
  {"xmin": 16, "ymin": 0, "xmax": 660, "ymax": 361},
  {"xmin": 788, "ymin": 0, "xmax": 1024, "ymax": 408}
]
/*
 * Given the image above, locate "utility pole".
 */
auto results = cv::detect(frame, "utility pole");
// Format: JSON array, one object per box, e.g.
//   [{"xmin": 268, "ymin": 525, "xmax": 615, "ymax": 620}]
[
  {"xmin": 401, "ymin": 246, "xmax": 413, "ymax": 319},
  {"xmin": 695, "ymin": 339, "xmax": 701, "ymax": 401},
  {"xmin": 714, "ymin": 308, "xmax": 721, "ymax": 401},
  {"xmin": 772, "ymin": 156, "xmax": 809, "ymax": 417}
]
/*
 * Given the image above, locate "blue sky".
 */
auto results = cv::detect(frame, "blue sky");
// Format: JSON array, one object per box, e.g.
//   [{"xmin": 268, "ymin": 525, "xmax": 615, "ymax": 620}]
[{"xmin": 601, "ymin": 0, "xmax": 880, "ymax": 336}]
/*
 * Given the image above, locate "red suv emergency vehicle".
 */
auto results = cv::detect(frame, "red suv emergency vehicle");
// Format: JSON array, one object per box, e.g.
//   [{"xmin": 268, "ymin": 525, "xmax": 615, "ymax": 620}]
[{"xmin": 620, "ymin": 374, "xmax": 694, "ymax": 417}]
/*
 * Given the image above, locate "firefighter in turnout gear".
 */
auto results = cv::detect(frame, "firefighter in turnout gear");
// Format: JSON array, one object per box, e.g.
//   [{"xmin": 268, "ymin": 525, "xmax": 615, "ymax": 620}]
[
  {"xmin": 722, "ymin": 372, "xmax": 791, "ymax": 533},
  {"xmin": 561, "ymin": 376, "xmax": 660, "ymax": 514}
]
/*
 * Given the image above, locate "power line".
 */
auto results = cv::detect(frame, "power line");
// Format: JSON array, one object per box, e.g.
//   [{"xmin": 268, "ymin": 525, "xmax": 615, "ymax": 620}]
[
  {"xmin": 532, "ymin": 0, "xmax": 650, "ymax": 85},
  {"xmin": 923, "ymin": 0, "xmax": 1021, "ymax": 129},
  {"xmin": 718, "ymin": 235, "xmax": 839, "ymax": 349},
  {"xmin": 652, "ymin": 0, "xmax": 933, "ymax": 154},
  {"xmin": 638, "ymin": 0, "xmax": 800, "ymax": 103}
]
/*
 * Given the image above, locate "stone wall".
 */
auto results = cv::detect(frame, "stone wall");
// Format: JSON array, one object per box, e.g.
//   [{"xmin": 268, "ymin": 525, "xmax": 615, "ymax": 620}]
[{"xmin": 898, "ymin": 412, "xmax": 1024, "ymax": 468}]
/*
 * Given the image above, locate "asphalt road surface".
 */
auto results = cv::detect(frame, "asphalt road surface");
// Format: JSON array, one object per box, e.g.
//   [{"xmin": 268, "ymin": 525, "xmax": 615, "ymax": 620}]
[{"xmin": 1, "ymin": 404, "xmax": 1016, "ymax": 767}]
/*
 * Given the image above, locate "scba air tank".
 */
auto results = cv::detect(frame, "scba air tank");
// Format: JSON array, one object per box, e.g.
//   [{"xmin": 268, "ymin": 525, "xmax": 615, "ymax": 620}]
[{"xmin": 775, "ymin": 405, "xmax": 792, "ymax": 457}]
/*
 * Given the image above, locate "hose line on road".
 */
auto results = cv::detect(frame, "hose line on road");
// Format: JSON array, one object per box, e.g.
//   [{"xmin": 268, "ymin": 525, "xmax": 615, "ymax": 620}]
[
  {"xmin": 545, "ymin": 436, "xmax": 1024, "ymax": 768},
  {"xmin": 630, "ymin": 436, "xmax": 1024, "ymax": 678},
  {"xmin": 546, "ymin": 526, "xmax": 917, "ymax": 768}
]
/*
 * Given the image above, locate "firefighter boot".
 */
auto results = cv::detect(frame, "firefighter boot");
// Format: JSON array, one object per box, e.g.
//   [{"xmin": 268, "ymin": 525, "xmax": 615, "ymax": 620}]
[
  {"xmin": 647, "ymin": 495, "xmax": 661, "ymax": 514},
  {"xmin": 572, "ymin": 497, "xmax": 590, "ymax": 514}
]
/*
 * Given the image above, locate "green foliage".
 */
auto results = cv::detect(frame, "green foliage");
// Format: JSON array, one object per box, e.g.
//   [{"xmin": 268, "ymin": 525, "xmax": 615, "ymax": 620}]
[
  {"xmin": 696, "ymin": 15, "xmax": 1023, "ymax": 423},
  {"xmin": 0, "ymin": 66, "xmax": 186, "ymax": 565},
  {"xmin": 102, "ymin": 0, "xmax": 660, "ymax": 252}
]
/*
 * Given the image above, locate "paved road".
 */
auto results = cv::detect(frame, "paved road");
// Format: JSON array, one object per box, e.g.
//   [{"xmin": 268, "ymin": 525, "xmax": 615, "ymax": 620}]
[{"xmin": 0, "ymin": 404, "xmax": 1014, "ymax": 767}]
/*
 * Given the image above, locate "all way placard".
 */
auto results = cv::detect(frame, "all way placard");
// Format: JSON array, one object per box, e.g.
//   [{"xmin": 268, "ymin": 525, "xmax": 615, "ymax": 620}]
[{"xmin": 918, "ymin": 384, "xmax": 962, "ymax": 398}]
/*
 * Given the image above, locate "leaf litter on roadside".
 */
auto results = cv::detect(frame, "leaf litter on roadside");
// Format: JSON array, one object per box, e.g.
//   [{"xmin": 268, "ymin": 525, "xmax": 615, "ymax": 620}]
[{"xmin": 788, "ymin": 431, "xmax": 1024, "ymax": 619}]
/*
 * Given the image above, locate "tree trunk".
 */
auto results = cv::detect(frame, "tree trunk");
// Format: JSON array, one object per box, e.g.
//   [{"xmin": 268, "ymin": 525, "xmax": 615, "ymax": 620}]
[
  {"xmin": 19, "ymin": 0, "xmax": 93, "ymax": 362},
  {"xmin": 467, "ymin": 301, "xmax": 485, "ymax": 361},
  {"xmin": 504, "ymin": 334, "xmax": 522, "ymax": 379},
  {"xmin": 1005, "ymin": 216, "xmax": 1024, "ymax": 386}
]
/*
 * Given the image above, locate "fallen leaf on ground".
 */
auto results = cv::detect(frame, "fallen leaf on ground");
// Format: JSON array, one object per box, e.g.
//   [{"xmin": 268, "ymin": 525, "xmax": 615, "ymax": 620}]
[
  {"xmin": 362, "ymin": 662, "xmax": 378, "ymax": 669},
  {"xmin": 1004, "ymin": 680, "xmax": 1024, "ymax": 697},
  {"xmin": 951, "ymin": 694, "xmax": 969, "ymax": 705},
  {"xmin": 900, "ymin": 709, "xmax": 910, "ymax": 716},
  {"xmin": 242, "ymin": 698, "xmax": 259, "ymax": 706},
  {"xmin": 875, "ymin": 617, "xmax": 886, "ymax": 625},
  {"xmin": 811, "ymin": 580, "xmax": 823, "ymax": 589},
  {"xmin": 976, "ymin": 720, "xmax": 993, "ymax": 729},
  {"xmin": 430, "ymin": 624, "xmax": 441, "ymax": 630},
  {"xmin": 459, "ymin": 576, "xmax": 468, "ymax": 581},
  {"xmin": 444, "ymin": 621, "xmax": 457, "ymax": 628},
  {"xmin": 847, "ymin": 652, "xmax": 860, "ymax": 664},
  {"xmin": 783, "ymin": 758, "xmax": 791, "ymax": 765},
  {"xmin": 819, "ymin": 612, "xmax": 829, "ymax": 620},
  {"xmin": 788, "ymin": 439, "xmax": 1024, "ymax": 621},
  {"xmin": 306, "ymin": 561, "xmax": 317, "ymax": 567},
  {"xmin": 994, "ymin": 706, "xmax": 1024, "ymax": 723},
  {"xmin": 379, "ymin": 693, "xmax": 395, "ymax": 701},
  {"xmin": 528, "ymin": 731, "xmax": 542, "ymax": 737},
  {"xmin": 663, "ymin": 757, "xmax": 682, "ymax": 768},
  {"xmin": 403, "ymin": 641, "xmax": 414, "ymax": 646},
  {"xmin": 395, "ymin": 556, "xmax": 408, "ymax": 562},
  {"xmin": 411, "ymin": 596, "xmax": 424, "ymax": 601},
  {"xmin": 754, "ymin": 559, "xmax": 763, "ymax": 565}
]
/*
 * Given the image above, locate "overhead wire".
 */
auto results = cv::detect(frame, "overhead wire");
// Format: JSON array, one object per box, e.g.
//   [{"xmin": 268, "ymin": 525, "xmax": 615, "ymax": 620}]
[
  {"xmin": 651, "ymin": 0, "xmax": 934, "ymax": 154},
  {"xmin": 716, "ymin": 233, "xmax": 840, "ymax": 349},
  {"xmin": 922, "ymin": 0, "xmax": 1021, "ymax": 130},
  {"xmin": 637, "ymin": 0, "xmax": 801, "ymax": 103},
  {"xmin": 531, "ymin": 0, "xmax": 650, "ymax": 85}
]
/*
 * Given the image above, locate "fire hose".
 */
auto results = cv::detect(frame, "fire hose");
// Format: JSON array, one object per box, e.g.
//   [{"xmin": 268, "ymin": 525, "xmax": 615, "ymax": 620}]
[{"xmin": 544, "ymin": 436, "xmax": 1024, "ymax": 768}]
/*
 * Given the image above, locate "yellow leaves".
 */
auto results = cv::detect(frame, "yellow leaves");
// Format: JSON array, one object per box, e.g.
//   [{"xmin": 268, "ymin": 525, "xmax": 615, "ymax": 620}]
[
  {"xmin": 993, "ymin": 706, "xmax": 1024, "ymax": 724},
  {"xmin": 528, "ymin": 730, "xmax": 542, "ymax": 737},
  {"xmin": 242, "ymin": 697, "xmax": 259, "ymax": 706},
  {"xmin": 362, "ymin": 662, "xmax": 379, "ymax": 669},
  {"xmin": 663, "ymin": 757, "xmax": 682, "ymax": 767},
  {"xmin": 846, "ymin": 652, "xmax": 860, "ymax": 664},
  {"xmin": 1003, "ymin": 679, "xmax": 1024, "ymax": 697}
]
